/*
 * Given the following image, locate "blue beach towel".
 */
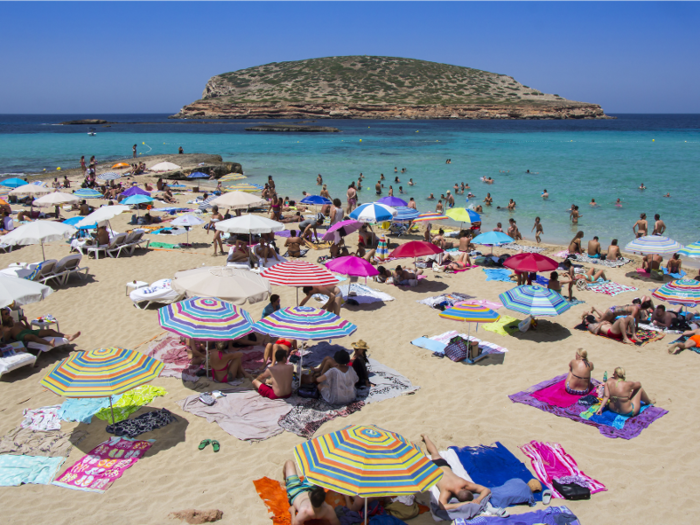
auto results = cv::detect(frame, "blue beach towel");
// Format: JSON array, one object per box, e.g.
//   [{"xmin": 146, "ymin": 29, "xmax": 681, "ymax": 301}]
[
  {"xmin": 455, "ymin": 506, "xmax": 580, "ymax": 525},
  {"xmin": 589, "ymin": 403, "xmax": 651, "ymax": 430},
  {"xmin": 410, "ymin": 337, "xmax": 447, "ymax": 355},
  {"xmin": 0, "ymin": 455, "xmax": 65, "ymax": 486},
  {"xmin": 663, "ymin": 268, "xmax": 686, "ymax": 279},
  {"xmin": 450, "ymin": 442, "xmax": 542, "ymax": 502},
  {"xmin": 483, "ymin": 269, "xmax": 513, "ymax": 282},
  {"xmin": 534, "ymin": 275, "xmax": 549, "ymax": 286},
  {"xmin": 58, "ymin": 395, "xmax": 122, "ymax": 424}
]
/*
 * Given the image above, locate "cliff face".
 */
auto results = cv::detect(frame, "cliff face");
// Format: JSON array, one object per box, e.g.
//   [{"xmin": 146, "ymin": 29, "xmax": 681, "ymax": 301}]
[{"xmin": 172, "ymin": 101, "xmax": 608, "ymax": 120}]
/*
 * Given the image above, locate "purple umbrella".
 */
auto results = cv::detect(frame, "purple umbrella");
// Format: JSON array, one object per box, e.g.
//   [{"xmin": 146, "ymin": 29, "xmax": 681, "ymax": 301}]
[
  {"xmin": 377, "ymin": 196, "xmax": 408, "ymax": 207},
  {"xmin": 121, "ymin": 186, "xmax": 151, "ymax": 197},
  {"xmin": 322, "ymin": 219, "xmax": 363, "ymax": 243}
]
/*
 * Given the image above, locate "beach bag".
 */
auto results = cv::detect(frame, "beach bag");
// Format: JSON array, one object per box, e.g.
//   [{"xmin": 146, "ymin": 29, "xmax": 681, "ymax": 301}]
[
  {"xmin": 444, "ymin": 336, "xmax": 469, "ymax": 362},
  {"xmin": 552, "ymin": 480, "xmax": 591, "ymax": 500},
  {"xmin": 297, "ymin": 384, "xmax": 320, "ymax": 399}
]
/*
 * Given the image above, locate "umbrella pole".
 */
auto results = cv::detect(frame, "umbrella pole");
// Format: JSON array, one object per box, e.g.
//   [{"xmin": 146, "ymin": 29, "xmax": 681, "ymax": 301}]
[
  {"xmin": 41, "ymin": 240, "xmax": 46, "ymax": 261},
  {"xmin": 364, "ymin": 498, "xmax": 368, "ymax": 525},
  {"xmin": 206, "ymin": 341, "xmax": 210, "ymax": 379},
  {"xmin": 109, "ymin": 396, "xmax": 115, "ymax": 424}
]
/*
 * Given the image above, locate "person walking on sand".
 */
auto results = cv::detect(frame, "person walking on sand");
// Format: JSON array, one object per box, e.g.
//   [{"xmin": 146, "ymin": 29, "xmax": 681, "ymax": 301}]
[
  {"xmin": 208, "ymin": 205, "xmax": 225, "ymax": 256},
  {"xmin": 532, "ymin": 217, "xmax": 543, "ymax": 243},
  {"xmin": 80, "ymin": 155, "xmax": 86, "ymax": 173},
  {"xmin": 346, "ymin": 184, "xmax": 357, "ymax": 214}
]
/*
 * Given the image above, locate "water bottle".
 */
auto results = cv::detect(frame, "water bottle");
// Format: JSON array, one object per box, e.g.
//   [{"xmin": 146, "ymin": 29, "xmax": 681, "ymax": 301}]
[{"xmin": 603, "ymin": 371, "xmax": 608, "ymax": 381}]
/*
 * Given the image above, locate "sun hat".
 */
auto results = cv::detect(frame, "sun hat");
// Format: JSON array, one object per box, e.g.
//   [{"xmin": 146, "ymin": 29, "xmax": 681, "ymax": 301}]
[{"xmin": 351, "ymin": 340, "xmax": 369, "ymax": 351}]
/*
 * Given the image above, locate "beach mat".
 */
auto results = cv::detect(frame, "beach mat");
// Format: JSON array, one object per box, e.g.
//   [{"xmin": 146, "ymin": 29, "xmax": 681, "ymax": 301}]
[
  {"xmin": 586, "ymin": 281, "xmax": 638, "ymax": 296},
  {"xmin": 509, "ymin": 374, "xmax": 668, "ymax": 439},
  {"xmin": 452, "ymin": 506, "xmax": 581, "ymax": 525},
  {"xmin": 574, "ymin": 323, "xmax": 665, "ymax": 346},
  {"xmin": 482, "ymin": 315, "xmax": 521, "ymax": 336},
  {"xmin": 149, "ymin": 241, "xmax": 181, "ymax": 249}
]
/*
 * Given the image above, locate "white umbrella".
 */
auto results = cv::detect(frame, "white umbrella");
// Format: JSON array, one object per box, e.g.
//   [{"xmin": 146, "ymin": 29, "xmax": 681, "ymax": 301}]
[
  {"xmin": 0, "ymin": 274, "xmax": 53, "ymax": 308},
  {"xmin": 171, "ymin": 266, "xmax": 271, "ymax": 305},
  {"xmin": 215, "ymin": 214, "xmax": 284, "ymax": 234},
  {"xmin": 150, "ymin": 162, "xmax": 181, "ymax": 172},
  {"xmin": 209, "ymin": 191, "xmax": 267, "ymax": 209},
  {"xmin": 9, "ymin": 185, "xmax": 52, "ymax": 196},
  {"xmin": 33, "ymin": 192, "xmax": 80, "ymax": 207},
  {"xmin": 0, "ymin": 220, "xmax": 76, "ymax": 260},
  {"xmin": 76, "ymin": 205, "xmax": 130, "ymax": 228},
  {"xmin": 171, "ymin": 214, "xmax": 205, "ymax": 245},
  {"xmin": 625, "ymin": 235, "xmax": 683, "ymax": 255}
]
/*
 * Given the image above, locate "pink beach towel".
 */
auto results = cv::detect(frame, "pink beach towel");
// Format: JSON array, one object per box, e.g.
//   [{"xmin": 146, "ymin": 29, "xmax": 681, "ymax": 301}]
[
  {"xmin": 520, "ymin": 441, "xmax": 606, "ymax": 499},
  {"xmin": 456, "ymin": 299, "xmax": 503, "ymax": 310},
  {"xmin": 555, "ymin": 250, "xmax": 570, "ymax": 259},
  {"xmin": 531, "ymin": 379, "xmax": 593, "ymax": 408}
]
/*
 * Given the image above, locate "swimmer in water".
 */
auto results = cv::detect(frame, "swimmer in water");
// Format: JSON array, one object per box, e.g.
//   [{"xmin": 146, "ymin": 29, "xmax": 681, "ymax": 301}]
[
  {"xmin": 408, "ymin": 178, "xmax": 414, "ymax": 186},
  {"xmin": 639, "ymin": 183, "xmax": 646, "ymax": 190},
  {"xmin": 542, "ymin": 189, "xmax": 549, "ymax": 199},
  {"xmin": 590, "ymin": 198, "xmax": 597, "ymax": 207},
  {"xmin": 663, "ymin": 193, "xmax": 671, "ymax": 198},
  {"xmin": 615, "ymin": 198, "xmax": 622, "ymax": 207},
  {"xmin": 427, "ymin": 193, "xmax": 435, "ymax": 200}
]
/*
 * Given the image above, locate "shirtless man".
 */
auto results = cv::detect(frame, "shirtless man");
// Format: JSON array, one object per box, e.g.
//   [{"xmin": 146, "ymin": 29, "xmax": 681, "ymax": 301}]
[
  {"xmin": 633, "ymin": 213, "xmax": 648, "ymax": 238},
  {"xmin": 346, "ymin": 184, "xmax": 357, "ymax": 214},
  {"xmin": 583, "ymin": 314, "xmax": 640, "ymax": 345},
  {"xmin": 375, "ymin": 181, "xmax": 382, "ymax": 196},
  {"xmin": 407, "ymin": 197, "xmax": 417, "ymax": 210},
  {"xmin": 542, "ymin": 189, "xmax": 549, "ymax": 199},
  {"xmin": 651, "ymin": 304, "xmax": 689, "ymax": 330},
  {"xmin": 96, "ymin": 225, "xmax": 110, "ymax": 246},
  {"xmin": 427, "ymin": 193, "xmax": 435, "ymax": 200},
  {"xmin": 585, "ymin": 299, "xmax": 653, "ymax": 325},
  {"xmin": 299, "ymin": 217, "xmax": 323, "ymax": 243},
  {"xmin": 435, "ymin": 200, "xmax": 444, "ymax": 213},
  {"xmin": 669, "ymin": 328, "xmax": 700, "ymax": 355},
  {"xmin": 458, "ymin": 231, "xmax": 472, "ymax": 252},
  {"xmin": 587, "ymin": 236, "xmax": 602, "ymax": 258},
  {"xmin": 446, "ymin": 191, "xmax": 455, "ymax": 208},
  {"xmin": 300, "ymin": 285, "xmax": 342, "ymax": 315},
  {"xmin": 393, "ymin": 265, "xmax": 423, "ymax": 285},
  {"xmin": 283, "ymin": 460, "xmax": 339, "ymax": 525},
  {"xmin": 642, "ymin": 253, "xmax": 663, "ymax": 272},
  {"xmin": 507, "ymin": 219, "xmax": 522, "ymax": 241},
  {"xmin": 285, "ymin": 230, "xmax": 303, "ymax": 257},
  {"xmin": 252, "ymin": 350, "xmax": 294, "ymax": 399},
  {"xmin": 1, "ymin": 315, "xmax": 80, "ymax": 349},
  {"xmin": 493, "ymin": 222, "xmax": 503, "ymax": 232},
  {"xmin": 483, "ymin": 193, "xmax": 492, "ymax": 206},
  {"xmin": 422, "ymin": 435, "xmax": 490, "ymax": 511},
  {"xmin": 606, "ymin": 239, "xmax": 620, "ymax": 260},
  {"xmin": 652, "ymin": 214, "xmax": 666, "ymax": 235}
]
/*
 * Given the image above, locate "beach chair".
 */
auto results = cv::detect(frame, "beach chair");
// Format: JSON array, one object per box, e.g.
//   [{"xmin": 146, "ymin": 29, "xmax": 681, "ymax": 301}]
[
  {"xmin": 85, "ymin": 241, "xmax": 110, "ymax": 260},
  {"xmin": 53, "ymin": 254, "xmax": 89, "ymax": 285},
  {"xmin": 27, "ymin": 259, "xmax": 58, "ymax": 285},
  {"xmin": 0, "ymin": 342, "xmax": 37, "ymax": 378},
  {"xmin": 125, "ymin": 230, "xmax": 150, "ymax": 255},
  {"xmin": 106, "ymin": 233, "xmax": 130, "ymax": 258},
  {"xmin": 130, "ymin": 278, "xmax": 184, "ymax": 310}
]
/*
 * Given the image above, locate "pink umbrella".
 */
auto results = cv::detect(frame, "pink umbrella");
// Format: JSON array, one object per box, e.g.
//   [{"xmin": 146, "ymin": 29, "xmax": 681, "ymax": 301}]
[
  {"xmin": 388, "ymin": 241, "xmax": 443, "ymax": 259},
  {"xmin": 325, "ymin": 256, "xmax": 379, "ymax": 278},
  {"xmin": 322, "ymin": 219, "xmax": 363, "ymax": 243},
  {"xmin": 503, "ymin": 253, "xmax": 558, "ymax": 273}
]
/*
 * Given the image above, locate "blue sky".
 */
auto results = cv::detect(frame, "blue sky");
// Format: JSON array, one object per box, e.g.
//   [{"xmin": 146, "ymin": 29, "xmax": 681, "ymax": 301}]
[{"xmin": 1, "ymin": 1, "xmax": 698, "ymax": 114}]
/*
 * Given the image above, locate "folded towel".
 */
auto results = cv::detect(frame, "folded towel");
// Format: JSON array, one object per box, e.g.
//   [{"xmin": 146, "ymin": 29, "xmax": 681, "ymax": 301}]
[{"xmin": 483, "ymin": 268, "xmax": 513, "ymax": 282}]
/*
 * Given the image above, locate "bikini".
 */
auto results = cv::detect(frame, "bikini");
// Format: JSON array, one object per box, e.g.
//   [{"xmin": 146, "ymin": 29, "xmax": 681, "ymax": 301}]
[
  {"xmin": 211, "ymin": 350, "xmax": 232, "ymax": 383},
  {"xmin": 610, "ymin": 379, "xmax": 634, "ymax": 416},
  {"xmin": 566, "ymin": 362, "xmax": 592, "ymax": 395}
]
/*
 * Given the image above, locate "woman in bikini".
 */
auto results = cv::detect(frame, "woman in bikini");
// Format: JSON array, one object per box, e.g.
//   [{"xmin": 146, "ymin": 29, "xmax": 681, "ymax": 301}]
[
  {"xmin": 585, "ymin": 298, "xmax": 654, "ymax": 325},
  {"xmin": 583, "ymin": 314, "xmax": 641, "ymax": 345},
  {"xmin": 208, "ymin": 205, "xmax": 225, "ymax": 255},
  {"xmin": 568, "ymin": 231, "xmax": 584, "ymax": 254},
  {"xmin": 596, "ymin": 367, "xmax": 654, "ymax": 417},
  {"xmin": 566, "ymin": 348, "xmax": 594, "ymax": 395},
  {"xmin": 208, "ymin": 341, "xmax": 250, "ymax": 383},
  {"xmin": 445, "ymin": 251, "xmax": 472, "ymax": 272}
]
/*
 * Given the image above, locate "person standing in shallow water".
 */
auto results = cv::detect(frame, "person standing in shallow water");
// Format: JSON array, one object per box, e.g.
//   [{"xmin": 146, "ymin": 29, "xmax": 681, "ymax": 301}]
[{"xmin": 133, "ymin": 144, "xmax": 137, "ymax": 158}]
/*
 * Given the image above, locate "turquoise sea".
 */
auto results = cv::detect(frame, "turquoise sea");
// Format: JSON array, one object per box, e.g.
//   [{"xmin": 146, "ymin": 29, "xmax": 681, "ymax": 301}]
[{"xmin": 1, "ymin": 114, "xmax": 699, "ymax": 248}]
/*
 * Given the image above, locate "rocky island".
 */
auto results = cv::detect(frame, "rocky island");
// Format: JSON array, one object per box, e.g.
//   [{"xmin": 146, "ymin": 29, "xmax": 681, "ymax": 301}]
[
  {"xmin": 171, "ymin": 56, "xmax": 611, "ymax": 121},
  {"xmin": 245, "ymin": 124, "xmax": 340, "ymax": 132}
]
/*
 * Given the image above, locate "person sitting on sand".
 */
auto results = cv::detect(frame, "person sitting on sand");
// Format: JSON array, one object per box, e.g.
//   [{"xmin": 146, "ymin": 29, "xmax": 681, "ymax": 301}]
[
  {"xmin": 596, "ymin": 367, "xmax": 654, "ymax": 417},
  {"xmin": 312, "ymin": 342, "xmax": 370, "ymax": 388},
  {"xmin": 587, "ymin": 236, "xmax": 602, "ymax": 258},
  {"xmin": 329, "ymin": 239, "xmax": 350, "ymax": 259},
  {"xmin": 208, "ymin": 341, "xmax": 251, "ymax": 384},
  {"xmin": 393, "ymin": 265, "xmax": 423, "ymax": 285},
  {"xmin": 642, "ymin": 253, "xmax": 663, "ymax": 272},
  {"xmin": 252, "ymin": 350, "xmax": 294, "ymax": 400},
  {"xmin": 566, "ymin": 348, "xmax": 594, "ymax": 395},
  {"xmin": 283, "ymin": 460, "xmax": 340, "ymax": 525},
  {"xmin": 353, "ymin": 242, "xmax": 376, "ymax": 263},
  {"xmin": 582, "ymin": 314, "xmax": 640, "ymax": 345},
  {"xmin": 1, "ymin": 314, "xmax": 80, "ymax": 349},
  {"xmin": 422, "ymin": 434, "xmax": 491, "ymax": 510},
  {"xmin": 254, "ymin": 241, "xmax": 282, "ymax": 266},
  {"xmin": 458, "ymin": 231, "xmax": 473, "ymax": 252},
  {"xmin": 285, "ymin": 230, "xmax": 303, "ymax": 258},
  {"xmin": 227, "ymin": 240, "xmax": 254, "ymax": 265},
  {"xmin": 79, "ymin": 200, "xmax": 91, "ymax": 216},
  {"xmin": 432, "ymin": 228, "xmax": 454, "ymax": 250},
  {"xmin": 667, "ymin": 253, "xmax": 682, "ymax": 275},
  {"xmin": 263, "ymin": 338, "xmax": 297, "ymax": 367},
  {"xmin": 568, "ymin": 231, "xmax": 584, "ymax": 254},
  {"xmin": 314, "ymin": 350, "xmax": 358, "ymax": 405},
  {"xmin": 300, "ymin": 286, "xmax": 342, "ymax": 315},
  {"xmin": 606, "ymin": 239, "xmax": 621, "ymax": 260}
]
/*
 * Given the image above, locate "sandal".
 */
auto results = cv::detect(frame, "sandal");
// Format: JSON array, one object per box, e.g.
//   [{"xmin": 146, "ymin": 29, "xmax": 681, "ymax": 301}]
[
  {"xmin": 198, "ymin": 439, "xmax": 211, "ymax": 450},
  {"xmin": 211, "ymin": 440, "xmax": 220, "ymax": 453},
  {"xmin": 542, "ymin": 489, "xmax": 552, "ymax": 505}
]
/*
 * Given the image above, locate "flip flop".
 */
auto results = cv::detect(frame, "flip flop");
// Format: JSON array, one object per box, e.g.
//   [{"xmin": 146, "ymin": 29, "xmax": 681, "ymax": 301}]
[
  {"xmin": 542, "ymin": 489, "xmax": 552, "ymax": 505},
  {"xmin": 211, "ymin": 440, "xmax": 220, "ymax": 453},
  {"xmin": 198, "ymin": 439, "xmax": 211, "ymax": 450}
]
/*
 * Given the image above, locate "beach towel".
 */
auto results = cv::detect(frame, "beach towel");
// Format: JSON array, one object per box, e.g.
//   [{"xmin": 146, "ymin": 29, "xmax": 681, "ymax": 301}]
[
  {"xmin": 455, "ymin": 299, "xmax": 503, "ymax": 310},
  {"xmin": 483, "ymin": 268, "xmax": 513, "ymax": 282},
  {"xmin": 429, "ymin": 330, "xmax": 509, "ymax": 353},
  {"xmin": 500, "ymin": 243, "xmax": 546, "ymax": 254},
  {"xmin": 94, "ymin": 385, "xmax": 167, "ymax": 424},
  {"xmin": 489, "ymin": 478, "xmax": 536, "ymax": 508},
  {"xmin": 106, "ymin": 408, "xmax": 176, "ymax": 439},
  {"xmin": 178, "ymin": 390, "xmax": 294, "ymax": 441},
  {"xmin": 314, "ymin": 283, "xmax": 395, "ymax": 306},
  {"xmin": 509, "ymin": 374, "xmax": 668, "ymax": 439},
  {"xmin": 453, "ymin": 506, "xmax": 581, "ymax": 525},
  {"xmin": 144, "ymin": 334, "xmax": 200, "ymax": 382},
  {"xmin": 587, "ymin": 403, "xmax": 651, "ymax": 430},
  {"xmin": 358, "ymin": 358, "xmax": 420, "ymax": 404},
  {"xmin": 149, "ymin": 241, "xmax": 181, "ymax": 249},
  {"xmin": 520, "ymin": 441, "xmax": 606, "ymax": 499},
  {"xmin": 21, "ymin": 405, "xmax": 62, "ymax": 432},
  {"xmin": 482, "ymin": 315, "xmax": 521, "ymax": 336},
  {"xmin": 554, "ymin": 250, "xmax": 570, "ymax": 258},
  {"xmin": 531, "ymin": 379, "xmax": 594, "ymax": 408},
  {"xmin": 53, "ymin": 436, "xmax": 153, "ymax": 493},
  {"xmin": 574, "ymin": 323, "xmax": 665, "ymax": 346},
  {"xmin": 298, "ymin": 341, "xmax": 349, "ymax": 368},
  {"xmin": 278, "ymin": 397, "xmax": 365, "ymax": 439},
  {"xmin": 574, "ymin": 253, "xmax": 631, "ymax": 268},
  {"xmin": 0, "ymin": 454, "xmax": 65, "ymax": 487},
  {"xmin": 410, "ymin": 336, "xmax": 447, "ymax": 354},
  {"xmin": 58, "ymin": 395, "xmax": 122, "ymax": 424},
  {"xmin": 565, "ymin": 298, "xmax": 585, "ymax": 306},
  {"xmin": 254, "ymin": 477, "xmax": 347, "ymax": 525},
  {"xmin": 0, "ymin": 427, "xmax": 86, "ymax": 458},
  {"xmin": 586, "ymin": 281, "xmax": 638, "ymax": 296},
  {"xmin": 450, "ymin": 442, "xmax": 542, "ymax": 502},
  {"xmin": 418, "ymin": 292, "xmax": 473, "ymax": 310},
  {"xmin": 534, "ymin": 275, "xmax": 549, "ymax": 286}
]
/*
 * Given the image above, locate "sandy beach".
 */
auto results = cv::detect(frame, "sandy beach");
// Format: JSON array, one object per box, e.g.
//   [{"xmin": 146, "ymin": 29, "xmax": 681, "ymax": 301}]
[{"xmin": 0, "ymin": 167, "xmax": 696, "ymax": 525}]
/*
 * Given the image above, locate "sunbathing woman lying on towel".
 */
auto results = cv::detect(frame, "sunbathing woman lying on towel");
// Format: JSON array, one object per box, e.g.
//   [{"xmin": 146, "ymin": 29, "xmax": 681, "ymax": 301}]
[
  {"xmin": 596, "ymin": 367, "xmax": 654, "ymax": 417},
  {"xmin": 582, "ymin": 314, "xmax": 641, "ymax": 345},
  {"xmin": 566, "ymin": 348, "xmax": 594, "ymax": 395},
  {"xmin": 583, "ymin": 298, "xmax": 654, "ymax": 326}
]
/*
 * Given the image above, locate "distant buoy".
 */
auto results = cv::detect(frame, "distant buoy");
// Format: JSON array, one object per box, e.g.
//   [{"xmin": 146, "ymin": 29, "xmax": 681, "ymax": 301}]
[
  {"xmin": 416, "ymin": 130, "xmax": 419, "ymax": 133},
  {"xmin": 652, "ymin": 139, "xmax": 655, "ymax": 142},
  {"xmin": 57, "ymin": 167, "xmax": 61, "ymax": 171},
  {"xmin": 359, "ymin": 139, "xmax": 362, "ymax": 142},
  {"xmin": 142, "ymin": 141, "xmax": 145, "ymax": 145},
  {"xmin": 43, "ymin": 168, "xmax": 46, "ymax": 171}
]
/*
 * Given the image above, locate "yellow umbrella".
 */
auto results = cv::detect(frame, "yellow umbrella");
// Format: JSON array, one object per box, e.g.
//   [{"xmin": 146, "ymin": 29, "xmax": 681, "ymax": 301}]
[
  {"xmin": 445, "ymin": 207, "xmax": 473, "ymax": 225},
  {"xmin": 228, "ymin": 183, "xmax": 263, "ymax": 193},
  {"xmin": 220, "ymin": 173, "xmax": 247, "ymax": 181}
]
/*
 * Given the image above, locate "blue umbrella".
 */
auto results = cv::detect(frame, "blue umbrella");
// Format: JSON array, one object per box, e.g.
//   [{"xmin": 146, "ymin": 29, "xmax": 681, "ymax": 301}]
[
  {"xmin": 467, "ymin": 209, "xmax": 481, "ymax": 222},
  {"xmin": 121, "ymin": 186, "xmax": 150, "ymax": 197},
  {"xmin": 301, "ymin": 195, "xmax": 332, "ymax": 206},
  {"xmin": 393, "ymin": 206, "xmax": 420, "ymax": 221},
  {"xmin": 350, "ymin": 203, "xmax": 397, "ymax": 223},
  {"xmin": 74, "ymin": 189, "xmax": 103, "ymax": 199},
  {"xmin": 1, "ymin": 177, "xmax": 28, "ymax": 188},
  {"xmin": 121, "ymin": 194, "xmax": 154, "ymax": 206},
  {"xmin": 377, "ymin": 196, "xmax": 408, "ymax": 207},
  {"xmin": 187, "ymin": 171, "xmax": 209, "ymax": 179},
  {"xmin": 471, "ymin": 231, "xmax": 514, "ymax": 254},
  {"xmin": 63, "ymin": 216, "xmax": 96, "ymax": 230}
]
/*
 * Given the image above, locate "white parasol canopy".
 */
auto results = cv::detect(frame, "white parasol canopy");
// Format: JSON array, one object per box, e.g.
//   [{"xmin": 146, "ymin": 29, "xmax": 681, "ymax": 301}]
[
  {"xmin": 171, "ymin": 266, "xmax": 271, "ymax": 305},
  {"xmin": 9, "ymin": 184, "xmax": 52, "ymax": 196},
  {"xmin": 215, "ymin": 214, "xmax": 284, "ymax": 234},
  {"xmin": 171, "ymin": 214, "xmax": 205, "ymax": 227},
  {"xmin": 76, "ymin": 205, "xmax": 130, "ymax": 228},
  {"xmin": 209, "ymin": 191, "xmax": 266, "ymax": 209},
  {"xmin": 150, "ymin": 162, "xmax": 181, "ymax": 172},
  {"xmin": 33, "ymin": 192, "xmax": 80, "ymax": 207},
  {"xmin": 0, "ymin": 274, "xmax": 54, "ymax": 308},
  {"xmin": 0, "ymin": 220, "xmax": 76, "ymax": 260}
]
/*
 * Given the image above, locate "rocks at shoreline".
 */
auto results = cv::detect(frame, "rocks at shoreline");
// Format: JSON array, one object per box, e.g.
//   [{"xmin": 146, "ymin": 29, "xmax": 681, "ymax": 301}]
[
  {"xmin": 245, "ymin": 124, "xmax": 340, "ymax": 132},
  {"xmin": 60, "ymin": 119, "xmax": 110, "ymax": 125}
]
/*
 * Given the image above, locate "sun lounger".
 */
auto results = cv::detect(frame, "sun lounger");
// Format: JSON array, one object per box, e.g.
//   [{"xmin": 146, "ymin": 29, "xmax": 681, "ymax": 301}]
[
  {"xmin": 53, "ymin": 254, "xmax": 89, "ymax": 285},
  {"xmin": 28, "ymin": 260, "xmax": 58, "ymax": 285},
  {"xmin": 130, "ymin": 278, "xmax": 183, "ymax": 309},
  {"xmin": 0, "ymin": 342, "xmax": 37, "ymax": 378},
  {"xmin": 124, "ymin": 230, "xmax": 150, "ymax": 255},
  {"xmin": 106, "ymin": 232, "xmax": 130, "ymax": 258}
]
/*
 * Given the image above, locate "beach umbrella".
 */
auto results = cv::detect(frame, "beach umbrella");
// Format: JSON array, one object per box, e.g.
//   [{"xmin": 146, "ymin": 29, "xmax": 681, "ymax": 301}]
[
  {"xmin": 150, "ymin": 162, "xmax": 181, "ymax": 172},
  {"xmin": 392, "ymin": 206, "xmax": 420, "ymax": 222},
  {"xmin": 499, "ymin": 285, "xmax": 571, "ymax": 318},
  {"xmin": 652, "ymin": 279, "xmax": 700, "ymax": 307},
  {"xmin": 625, "ymin": 235, "xmax": 683, "ymax": 255},
  {"xmin": 197, "ymin": 194, "xmax": 219, "ymax": 211},
  {"xmin": 412, "ymin": 212, "xmax": 448, "ymax": 223},
  {"xmin": 33, "ymin": 192, "xmax": 79, "ymax": 207},
  {"xmin": 376, "ymin": 236, "xmax": 389, "ymax": 261},
  {"xmin": 96, "ymin": 172, "xmax": 121, "ymax": 181},
  {"xmin": 0, "ymin": 274, "xmax": 53, "ymax": 308},
  {"xmin": 112, "ymin": 162, "xmax": 130, "ymax": 169},
  {"xmin": 301, "ymin": 195, "xmax": 332, "ymax": 206},
  {"xmin": 388, "ymin": 240, "xmax": 442, "ymax": 260},
  {"xmin": 9, "ymin": 184, "xmax": 52, "ymax": 196},
  {"xmin": 678, "ymin": 242, "xmax": 700, "ymax": 258},
  {"xmin": 171, "ymin": 214, "xmax": 205, "ymax": 245},
  {"xmin": 253, "ymin": 306, "xmax": 356, "ymax": 341},
  {"xmin": 295, "ymin": 425, "xmax": 443, "ymax": 524},
  {"xmin": 260, "ymin": 261, "xmax": 340, "ymax": 304},
  {"xmin": 471, "ymin": 231, "xmax": 514, "ymax": 255},
  {"xmin": 63, "ymin": 216, "xmax": 96, "ymax": 230},
  {"xmin": 209, "ymin": 190, "xmax": 266, "ymax": 209},
  {"xmin": 377, "ymin": 196, "xmax": 408, "ymax": 207},
  {"xmin": 121, "ymin": 186, "xmax": 151, "ymax": 198},
  {"xmin": 74, "ymin": 188, "xmax": 104, "ymax": 199},
  {"xmin": 227, "ymin": 182, "xmax": 264, "ymax": 192},
  {"xmin": 40, "ymin": 347, "xmax": 164, "ymax": 423},
  {"xmin": 325, "ymin": 255, "xmax": 379, "ymax": 295},
  {"xmin": 445, "ymin": 208, "xmax": 473, "ymax": 226},
  {"xmin": 214, "ymin": 214, "xmax": 284, "ymax": 235},
  {"xmin": 76, "ymin": 205, "xmax": 129, "ymax": 228},
  {"xmin": 350, "ymin": 203, "xmax": 397, "ymax": 224},
  {"xmin": 171, "ymin": 266, "xmax": 271, "ymax": 305},
  {"xmin": 187, "ymin": 171, "xmax": 210, "ymax": 179},
  {"xmin": 0, "ymin": 220, "xmax": 76, "ymax": 260},
  {"xmin": 439, "ymin": 303, "xmax": 500, "ymax": 350},
  {"xmin": 322, "ymin": 219, "xmax": 363, "ymax": 243},
  {"xmin": 503, "ymin": 253, "xmax": 558, "ymax": 273},
  {"xmin": 121, "ymin": 194, "xmax": 153, "ymax": 206},
  {"xmin": 0, "ymin": 177, "xmax": 28, "ymax": 188},
  {"xmin": 219, "ymin": 173, "xmax": 246, "ymax": 181}
]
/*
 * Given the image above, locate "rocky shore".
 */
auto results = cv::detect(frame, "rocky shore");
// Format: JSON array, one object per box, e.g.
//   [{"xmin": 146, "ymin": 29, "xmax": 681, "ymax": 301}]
[{"xmin": 245, "ymin": 124, "xmax": 340, "ymax": 132}]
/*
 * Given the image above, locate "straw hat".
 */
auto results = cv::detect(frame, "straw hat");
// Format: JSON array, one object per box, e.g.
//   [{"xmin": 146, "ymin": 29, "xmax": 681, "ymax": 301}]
[
  {"xmin": 446, "ymin": 190, "xmax": 451, "ymax": 194},
  {"xmin": 351, "ymin": 340, "xmax": 369, "ymax": 351}
]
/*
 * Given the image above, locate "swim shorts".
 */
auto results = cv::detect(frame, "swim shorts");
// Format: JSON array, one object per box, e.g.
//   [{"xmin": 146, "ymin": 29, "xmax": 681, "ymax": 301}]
[
  {"xmin": 257, "ymin": 383, "xmax": 290, "ymax": 400},
  {"xmin": 689, "ymin": 335, "xmax": 700, "ymax": 347},
  {"xmin": 432, "ymin": 458, "xmax": 450, "ymax": 468},
  {"xmin": 285, "ymin": 474, "xmax": 313, "ymax": 504}
]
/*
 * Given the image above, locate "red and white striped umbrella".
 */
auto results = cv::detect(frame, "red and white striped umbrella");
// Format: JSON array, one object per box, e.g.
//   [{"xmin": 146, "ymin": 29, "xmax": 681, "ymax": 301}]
[{"xmin": 260, "ymin": 261, "xmax": 340, "ymax": 287}]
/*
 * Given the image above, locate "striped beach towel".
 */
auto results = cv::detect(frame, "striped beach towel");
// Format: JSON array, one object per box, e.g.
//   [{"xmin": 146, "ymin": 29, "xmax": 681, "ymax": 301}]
[{"xmin": 587, "ymin": 281, "xmax": 638, "ymax": 296}]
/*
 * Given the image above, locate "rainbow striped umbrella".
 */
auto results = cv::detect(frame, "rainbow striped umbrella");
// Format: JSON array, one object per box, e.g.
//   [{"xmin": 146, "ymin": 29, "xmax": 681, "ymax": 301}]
[
  {"xmin": 652, "ymin": 279, "xmax": 700, "ymax": 306},
  {"xmin": 625, "ymin": 235, "xmax": 683, "ymax": 255},
  {"xmin": 678, "ymin": 242, "xmax": 700, "ymax": 258},
  {"xmin": 260, "ymin": 261, "xmax": 340, "ymax": 287},
  {"xmin": 74, "ymin": 188, "xmax": 104, "ymax": 199},
  {"xmin": 439, "ymin": 304, "xmax": 500, "ymax": 350},
  {"xmin": 294, "ymin": 425, "xmax": 443, "ymax": 502},
  {"xmin": 412, "ymin": 212, "xmax": 448, "ymax": 223},
  {"xmin": 158, "ymin": 297, "xmax": 254, "ymax": 341},
  {"xmin": 499, "ymin": 285, "xmax": 571, "ymax": 317},
  {"xmin": 253, "ymin": 306, "xmax": 356, "ymax": 341},
  {"xmin": 40, "ymin": 347, "xmax": 164, "ymax": 422}
]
